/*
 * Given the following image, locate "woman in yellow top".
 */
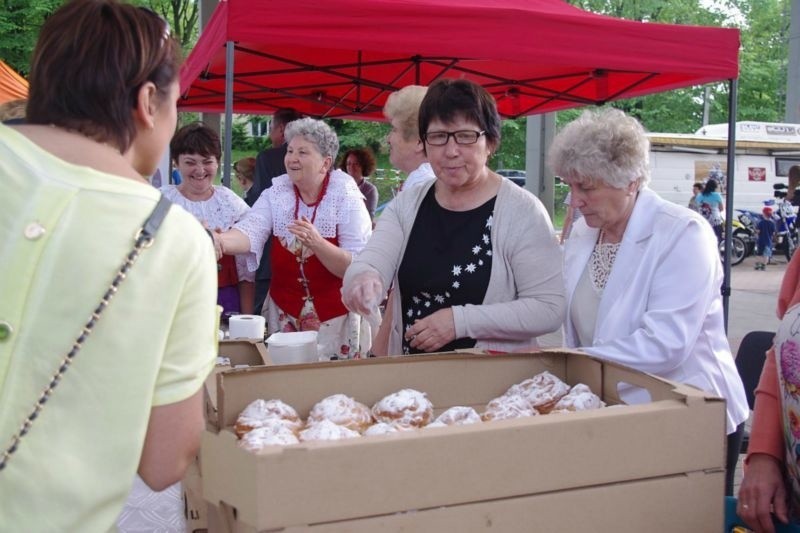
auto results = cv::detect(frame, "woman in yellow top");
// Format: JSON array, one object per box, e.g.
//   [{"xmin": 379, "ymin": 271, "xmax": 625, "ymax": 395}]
[{"xmin": 0, "ymin": 1, "xmax": 218, "ymax": 530}]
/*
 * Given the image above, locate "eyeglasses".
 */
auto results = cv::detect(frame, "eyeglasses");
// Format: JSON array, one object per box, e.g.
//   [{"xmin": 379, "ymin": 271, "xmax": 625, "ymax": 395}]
[{"xmin": 423, "ymin": 130, "xmax": 486, "ymax": 146}]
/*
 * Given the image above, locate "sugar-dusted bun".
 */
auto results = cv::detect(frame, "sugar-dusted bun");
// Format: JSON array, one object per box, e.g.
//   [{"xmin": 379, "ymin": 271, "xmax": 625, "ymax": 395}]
[
  {"xmin": 432, "ymin": 406, "xmax": 482, "ymax": 427},
  {"xmin": 299, "ymin": 419, "xmax": 362, "ymax": 442},
  {"xmin": 234, "ymin": 399, "xmax": 303, "ymax": 438},
  {"xmin": 372, "ymin": 389, "xmax": 433, "ymax": 428},
  {"xmin": 506, "ymin": 371, "xmax": 570, "ymax": 414},
  {"xmin": 307, "ymin": 394, "xmax": 374, "ymax": 434},
  {"xmin": 238, "ymin": 421, "xmax": 300, "ymax": 451},
  {"xmin": 482, "ymin": 394, "xmax": 539, "ymax": 421},
  {"xmin": 550, "ymin": 383, "xmax": 605, "ymax": 413},
  {"xmin": 364, "ymin": 422, "xmax": 408, "ymax": 436}
]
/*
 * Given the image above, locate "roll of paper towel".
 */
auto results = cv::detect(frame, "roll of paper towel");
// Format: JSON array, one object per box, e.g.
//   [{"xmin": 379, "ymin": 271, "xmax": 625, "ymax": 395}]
[{"xmin": 228, "ymin": 314, "xmax": 266, "ymax": 339}]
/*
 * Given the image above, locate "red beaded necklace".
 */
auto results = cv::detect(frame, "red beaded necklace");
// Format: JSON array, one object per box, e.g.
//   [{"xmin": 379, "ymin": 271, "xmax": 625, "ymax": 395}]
[{"xmin": 293, "ymin": 172, "xmax": 331, "ymax": 224}]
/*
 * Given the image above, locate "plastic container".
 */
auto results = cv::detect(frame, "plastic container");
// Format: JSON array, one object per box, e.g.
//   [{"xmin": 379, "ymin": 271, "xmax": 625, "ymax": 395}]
[{"xmin": 265, "ymin": 331, "xmax": 319, "ymax": 365}]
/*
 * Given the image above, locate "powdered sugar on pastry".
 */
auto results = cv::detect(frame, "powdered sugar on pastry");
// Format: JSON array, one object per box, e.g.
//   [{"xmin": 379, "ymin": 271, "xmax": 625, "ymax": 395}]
[
  {"xmin": 482, "ymin": 394, "xmax": 539, "ymax": 421},
  {"xmin": 432, "ymin": 406, "xmax": 482, "ymax": 426},
  {"xmin": 307, "ymin": 394, "xmax": 373, "ymax": 433},
  {"xmin": 372, "ymin": 389, "xmax": 433, "ymax": 428},
  {"xmin": 550, "ymin": 383, "xmax": 605, "ymax": 413},
  {"xmin": 299, "ymin": 419, "xmax": 362, "ymax": 442},
  {"xmin": 364, "ymin": 422, "xmax": 408, "ymax": 436},
  {"xmin": 238, "ymin": 422, "xmax": 300, "ymax": 451},
  {"xmin": 235, "ymin": 398, "xmax": 303, "ymax": 438},
  {"xmin": 505, "ymin": 371, "xmax": 570, "ymax": 413}
]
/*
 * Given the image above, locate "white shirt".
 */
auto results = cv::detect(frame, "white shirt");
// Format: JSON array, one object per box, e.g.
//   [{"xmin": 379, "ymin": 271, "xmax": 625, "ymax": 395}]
[{"xmin": 402, "ymin": 162, "xmax": 436, "ymax": 190}]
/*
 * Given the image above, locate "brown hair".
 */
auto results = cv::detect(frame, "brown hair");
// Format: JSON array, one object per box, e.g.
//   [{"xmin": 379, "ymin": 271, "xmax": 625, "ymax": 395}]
[
  {"xmin": 170, "ymin": 122, "xmax": 222, "ymax": 161},
  {"xmin": 418, "ymin": 78, "xmax": 501, "ymax": 152},
  {"xmin": 234, "ymin": 157, "xmax": 256, "ymax": 182},
  {"xmin": 339, "ymin": 148, "xmax": 377, "ymax": 176},
  {"xmin": 26, "ymin": 0, "xmax": 180, "ymax": 152}
]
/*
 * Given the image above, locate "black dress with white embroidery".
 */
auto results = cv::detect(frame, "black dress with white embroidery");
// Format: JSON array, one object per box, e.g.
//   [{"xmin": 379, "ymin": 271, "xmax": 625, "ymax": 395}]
[{"xmin": 398, "ymin": 187, "xmax": 496, "ymax": 354}]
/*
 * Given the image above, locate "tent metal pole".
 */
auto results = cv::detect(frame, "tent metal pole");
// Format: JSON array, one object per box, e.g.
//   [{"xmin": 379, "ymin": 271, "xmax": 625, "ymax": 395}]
[
  {"xmin": 722, "ymin": 78, "xmax": 738, "ymax": 333},
  {"xmin": 223, "ymin": 40, "xmax": 235, "ymax": 188}
]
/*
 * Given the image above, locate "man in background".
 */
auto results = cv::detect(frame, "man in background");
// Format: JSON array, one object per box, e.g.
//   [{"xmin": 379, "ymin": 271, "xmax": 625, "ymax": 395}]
[
  {"xmin": 383, "ymin": 85, "xmax": 434, "ymax": 191},
  {"xmin": 250, "ymin": 108, "xmax": 302, "ymax": 315}
]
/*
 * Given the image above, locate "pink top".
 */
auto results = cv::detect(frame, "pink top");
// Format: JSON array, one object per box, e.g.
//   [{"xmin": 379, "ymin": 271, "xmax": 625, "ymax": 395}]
[{"xmin": 747, "ymin": 253, "xmax": 800, "ymax": 462}]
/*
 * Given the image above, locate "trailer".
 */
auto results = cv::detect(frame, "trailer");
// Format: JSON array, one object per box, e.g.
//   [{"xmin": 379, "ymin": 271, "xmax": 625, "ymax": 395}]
[{"xmin": 647, "ymin": 121, "xmax": 800, "ymax": 211}]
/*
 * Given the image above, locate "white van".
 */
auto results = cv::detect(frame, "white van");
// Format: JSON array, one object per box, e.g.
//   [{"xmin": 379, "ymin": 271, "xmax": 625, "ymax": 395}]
[{"xmin": 647, "ymin": 121, "xmax": 800, "ymax": 211}]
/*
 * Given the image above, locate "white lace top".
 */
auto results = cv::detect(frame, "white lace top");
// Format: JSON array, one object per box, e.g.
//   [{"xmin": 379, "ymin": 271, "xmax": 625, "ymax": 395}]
[
  {"xmin": 234, "ymin": 169, "xmax": 372, "ymax": 272},
  {"xmin": 160, "ymin": 184, "xmax": 255, "ymax": 282}
]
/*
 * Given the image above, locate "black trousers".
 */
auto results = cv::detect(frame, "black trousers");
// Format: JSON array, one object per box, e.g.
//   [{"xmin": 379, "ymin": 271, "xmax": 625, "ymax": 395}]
[{"xmin": 726, "ymin": 422, "xmax": 746, "ymax": 497}]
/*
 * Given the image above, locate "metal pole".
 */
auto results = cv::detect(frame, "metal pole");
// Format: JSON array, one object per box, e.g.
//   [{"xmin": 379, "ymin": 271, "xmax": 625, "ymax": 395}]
[
  {"xmin": 722, "ymin": 79, "xmax": 738, "ymax": 332},
  {"xmin": 223, "ymin": 40, "xmax": 234, "ymax": 188}
]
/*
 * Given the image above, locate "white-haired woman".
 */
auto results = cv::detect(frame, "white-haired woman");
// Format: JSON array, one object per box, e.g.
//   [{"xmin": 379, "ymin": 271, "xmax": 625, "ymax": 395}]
[
  {"xmin": 548, "ymin": 107, "xmax": 748, "ymax": 496},
  {"xmin": 216, "ymin": 118, "xmax": 372, "ymax": 359}
]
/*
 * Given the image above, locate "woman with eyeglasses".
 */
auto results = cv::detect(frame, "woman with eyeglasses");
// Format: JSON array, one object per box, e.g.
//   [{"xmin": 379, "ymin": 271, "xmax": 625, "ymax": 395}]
[
  {"xmin": 0, "ymin": 1, "xmax": 218, "ymax": 530},
  {"xmin": 161, "ymin": 122, "xmax": 254, "ymax": 319},
  {"xmin": 343, "ymin": 78, "xmax": 564, "ymax": 355}
]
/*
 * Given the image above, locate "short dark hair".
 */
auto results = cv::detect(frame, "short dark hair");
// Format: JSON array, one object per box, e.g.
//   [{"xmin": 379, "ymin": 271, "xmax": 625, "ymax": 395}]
[
  {"xmin": 339, "ymin": 148, "xmax": 377, "ymax": 176},
  {"xmin": 170, "ymin": 122, "xmax": 222, "ymax": 161},
  {"xmin": 703, "ymin": 179, "xmax": 719, "ymax": 195},
  {"xmin": 418, "ymin": 78, "xmax": 501, "ymax": 151},
  {"xmin": 26, "ymin": 0, "xmax": 180, "ymax": 153},
  {"xmin": 273, "ymin": 108, "xmax": 302, "ymax": 128}
]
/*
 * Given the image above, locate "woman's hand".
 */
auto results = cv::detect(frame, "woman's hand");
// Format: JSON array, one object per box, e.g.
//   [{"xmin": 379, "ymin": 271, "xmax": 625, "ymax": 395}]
[
  {"xmin": 342, "ymin": 271, "xmax": 384, "ymax": 315},
  {"xmin": 288, "ymin": 216, "xmax": 322, "ymax": 251},
  {"xmin": 210, "ymin": 229, "xmax": 224, "ymax": 260},
  {"xmin": 405, "ymin": 308, "xmax": 456, "ymax": 352},
  {"xmin": 738, "ymin": 453, "xmax": 789, "ymax": 533}
]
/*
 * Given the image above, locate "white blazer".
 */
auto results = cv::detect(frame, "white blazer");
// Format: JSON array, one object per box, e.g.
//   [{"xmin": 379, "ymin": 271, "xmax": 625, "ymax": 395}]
[{"xmin": 563, "ymin": 188, "xmax": 748, "ymax": 433}]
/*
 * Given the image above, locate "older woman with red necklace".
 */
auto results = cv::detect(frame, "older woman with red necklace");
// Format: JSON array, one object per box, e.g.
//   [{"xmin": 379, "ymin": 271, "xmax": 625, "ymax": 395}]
[{"xmin": 216, "ymin": 118, "xmax": 372, "ymax": 359}]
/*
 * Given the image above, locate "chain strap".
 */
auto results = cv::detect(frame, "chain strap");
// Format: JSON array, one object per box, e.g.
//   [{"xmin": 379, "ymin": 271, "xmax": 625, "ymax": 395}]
[{"xmin": 0, "ymin": 196, "xmax": 171, "ymax": 472}]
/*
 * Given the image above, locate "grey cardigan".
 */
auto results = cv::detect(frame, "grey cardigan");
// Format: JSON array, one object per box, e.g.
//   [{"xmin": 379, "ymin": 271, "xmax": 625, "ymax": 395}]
[{"xmin": 343, "ymin": 178, "xmax": 565, "ymax": 355}]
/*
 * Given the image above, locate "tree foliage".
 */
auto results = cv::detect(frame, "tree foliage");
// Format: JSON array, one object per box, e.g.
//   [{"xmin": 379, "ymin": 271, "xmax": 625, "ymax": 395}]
[
  {"xmin": 567, "ymin": 0, "xmax": 790, "ymax": 132},
  {"xmin": 0, "ymin": 0, "xmax": 61, "ymax": 76}
]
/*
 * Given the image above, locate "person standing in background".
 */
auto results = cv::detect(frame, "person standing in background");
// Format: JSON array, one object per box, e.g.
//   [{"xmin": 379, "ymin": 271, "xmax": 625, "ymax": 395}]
[
  {"xmin": 234, "ymin": 157, "xmax": 256, "ymax": 200},
  {"xmin": 696, "ymin": 178, "xmax": 725, "ymax": 243},
  {"xmin": 687, "ymin": 182, "xmax": 703, "ymax": 212},
  {"xmin": 250, "ymin": 108, "xmax": 302, "ymax": 314},
  {"xmin": 383, "ymin": 85, "xmax": 435, "ymax": 192},
  {"xmin": 340, "ymin": 148, "xmax": 379, "ymax": 221}
]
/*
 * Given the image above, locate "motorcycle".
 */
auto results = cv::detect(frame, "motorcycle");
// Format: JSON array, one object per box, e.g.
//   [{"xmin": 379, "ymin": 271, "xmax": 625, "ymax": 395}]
[{"xmin": 719, "ymin": 221, "xmax": 749, "ymax": 267}]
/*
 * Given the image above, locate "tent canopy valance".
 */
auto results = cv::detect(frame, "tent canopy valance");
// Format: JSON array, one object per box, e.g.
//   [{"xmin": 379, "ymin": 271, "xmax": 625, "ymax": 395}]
[{"xmin": 179, "ymin": 0, "xmax": 740, "ymax": 119}]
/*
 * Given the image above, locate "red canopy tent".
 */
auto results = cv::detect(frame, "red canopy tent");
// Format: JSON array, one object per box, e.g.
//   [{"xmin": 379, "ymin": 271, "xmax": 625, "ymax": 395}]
[
  {"xmin": 179, "ymin": 0, "xmax": 740, "ymax": 119},
  {"xmin": 179, "ymin": 0, "xmax": 742, "ymax": 323}
]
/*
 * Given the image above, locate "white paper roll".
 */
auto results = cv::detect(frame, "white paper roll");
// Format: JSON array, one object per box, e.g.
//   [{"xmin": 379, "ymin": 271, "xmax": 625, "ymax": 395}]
[{"xmin": 228, "ymin": 314, "xmax": 266, "ymax": 339}]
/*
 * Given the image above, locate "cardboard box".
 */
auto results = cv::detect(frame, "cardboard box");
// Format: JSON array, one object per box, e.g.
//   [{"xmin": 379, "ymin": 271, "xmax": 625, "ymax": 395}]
[
  {"xmin": 201, "ymin": 351, "xmax": 726, "ymax": 532},
  {"xmin": 186, "ymin": 339, "xmax": 271, "ymax": 532}
]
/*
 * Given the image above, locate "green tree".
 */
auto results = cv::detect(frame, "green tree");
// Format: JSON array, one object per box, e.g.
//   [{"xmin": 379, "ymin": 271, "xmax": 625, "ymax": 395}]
[
  {"xmin": 0, "ymin": 0, "xmax": 61, "ymax": 76},
  {"xmin": 567, "ymin": 0, "xmax": 790, "ymax": 132}
]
